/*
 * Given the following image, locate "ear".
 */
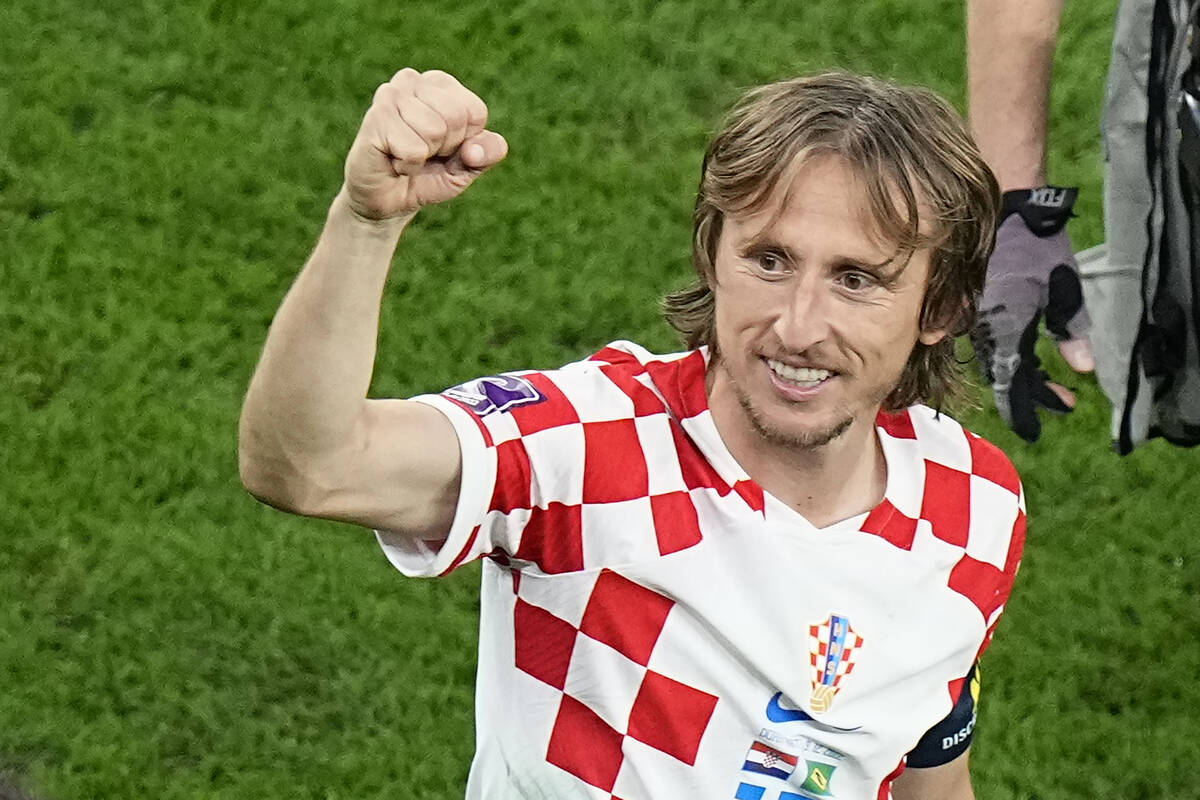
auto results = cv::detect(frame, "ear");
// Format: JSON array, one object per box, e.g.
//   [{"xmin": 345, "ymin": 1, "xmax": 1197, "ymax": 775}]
[
  {"xmin": 918, "ymin": 326, "xmax": 950, "ymax": 346},
  {"xmin": 917, "ymin": 292, "xmax": 969, "ymax": 346}
]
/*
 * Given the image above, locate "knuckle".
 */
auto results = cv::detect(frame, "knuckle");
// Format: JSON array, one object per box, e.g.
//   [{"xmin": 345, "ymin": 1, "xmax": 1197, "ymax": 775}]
[
  {"xmin": 372, "ymin": 82, "xmax": 393, "ymax": 104},
  {"xmin": 471, "ymin": 98, "xmax": 489, "ymax": 125},
  {"xmin": 416, "ymin": 86, "xmax": 469, "ymax": 132},
  {"xmin": 391, "ymin": 67, "xmax": 419, "ymax": 83},
  {"xmin": 422, "ymin": 68, "xmax": 458, "ymax": 85}
]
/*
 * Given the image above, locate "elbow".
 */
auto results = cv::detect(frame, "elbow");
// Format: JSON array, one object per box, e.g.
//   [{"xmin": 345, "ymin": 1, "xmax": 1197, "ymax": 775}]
[
  {"xmin": 239, "ymin": 446, "xmax": 298, "ymax": 513},
  {"xmin": 238, "ymin": 451, "xmax": 334, "ymax": 518},
  {"xmin": 239, "ymin": 451, "xmax": 283, "ymax": 509},
  {"xmin": 237, "ymin": 426, "xmax": 324, "ymax": 516}
]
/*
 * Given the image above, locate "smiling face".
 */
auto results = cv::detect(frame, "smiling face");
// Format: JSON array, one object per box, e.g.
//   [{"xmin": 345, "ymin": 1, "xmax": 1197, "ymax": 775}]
[{"xmin": 707, "ymin": 155, "xmax": 948, "ymax": 452}]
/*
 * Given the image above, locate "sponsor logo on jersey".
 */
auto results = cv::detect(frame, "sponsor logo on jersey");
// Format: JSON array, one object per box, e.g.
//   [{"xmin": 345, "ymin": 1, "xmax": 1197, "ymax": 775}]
[
  {"xmin": 444, "ymin": 375, "xmax": 545, "ymax": 416},
  {"xmin": 755, "ymin": 729, "xmax": 845, "ymax": 761},
  {"xmin": 765, "ymin": 692, "xmax": 816, "ymax": 724},
  {"xmin": 765, "ymin": 693, "xmax": 860, "ymax": 732},
  {"xmin": 807, "ymin": 614, "xmax": 863, "ymax": 712}
]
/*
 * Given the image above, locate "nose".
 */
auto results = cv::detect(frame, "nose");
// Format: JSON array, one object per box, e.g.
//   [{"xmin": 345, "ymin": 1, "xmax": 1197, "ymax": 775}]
[{"xmin": 772, "ymin": 278, "xmax": 834, "ymax": 353}]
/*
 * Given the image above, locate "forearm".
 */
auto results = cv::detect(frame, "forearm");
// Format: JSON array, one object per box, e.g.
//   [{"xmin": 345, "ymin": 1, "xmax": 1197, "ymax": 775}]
[
  {"xmin": 966, "ymin": 0, "xmax": 1065, "ymax": 190},
  {"xmin": 238, "ymin": 190, "xmax": 413, "ymax": 506}
]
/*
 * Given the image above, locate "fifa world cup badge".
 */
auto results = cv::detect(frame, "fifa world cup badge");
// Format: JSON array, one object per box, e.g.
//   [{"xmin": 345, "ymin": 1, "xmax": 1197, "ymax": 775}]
[{"xmin": 807, "ymin": 614, "xmax": 863, "ymax": 712}]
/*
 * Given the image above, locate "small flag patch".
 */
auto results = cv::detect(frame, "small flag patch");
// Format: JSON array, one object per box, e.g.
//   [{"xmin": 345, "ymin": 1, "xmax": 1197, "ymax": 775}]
[
  {"xmin": 800, "ymin": 760, "xmax": 837, "ymax": 796},
  {"xmin": 741, "ymin": 740, "xmax": 798, "ymax": 780}
]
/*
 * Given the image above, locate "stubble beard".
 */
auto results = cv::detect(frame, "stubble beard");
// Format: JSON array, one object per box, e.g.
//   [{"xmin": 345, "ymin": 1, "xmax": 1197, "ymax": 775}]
[
  {"xmin": 714, "ymin": 350, "xmax": 854, "ymax": 450},
  {"xmin": 736, "ymin": 387, "xmax": 855, "ymax": 450}
]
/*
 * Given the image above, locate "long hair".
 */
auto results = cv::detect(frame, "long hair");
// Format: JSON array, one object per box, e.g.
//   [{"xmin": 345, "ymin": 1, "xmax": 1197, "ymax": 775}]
[{"xmin": 663, "ymin": 72, "xmax": 999, "ymax": 410}]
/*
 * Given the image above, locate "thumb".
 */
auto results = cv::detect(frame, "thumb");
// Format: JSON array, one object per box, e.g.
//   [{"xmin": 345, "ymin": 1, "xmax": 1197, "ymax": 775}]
[
  {"xmin": 461, "ymin": 130, "xmax": 508, "ymax": 171},
  {"xmin": 1057, "ymin": 337, "xmax": 1095, "ymax": 373},
  {"xmin": 1045, "ymin": 263, "xmax": 1090, "ymax": 340}
]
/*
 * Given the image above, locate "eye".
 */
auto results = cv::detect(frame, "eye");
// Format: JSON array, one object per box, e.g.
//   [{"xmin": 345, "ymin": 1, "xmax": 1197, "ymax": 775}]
[
  {"xmin": 755, "ymin": 251, "xmax": 786, "ymax": 273},
  {"xmin": 837, "ymin": 270, "xmax": 876, "ymax": 292}
]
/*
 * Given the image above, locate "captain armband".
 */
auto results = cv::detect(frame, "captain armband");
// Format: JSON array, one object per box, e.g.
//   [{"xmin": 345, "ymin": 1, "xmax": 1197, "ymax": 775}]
[{"xmin": 905, "ymin": 662, "xmax": 980, "ymax": 768}]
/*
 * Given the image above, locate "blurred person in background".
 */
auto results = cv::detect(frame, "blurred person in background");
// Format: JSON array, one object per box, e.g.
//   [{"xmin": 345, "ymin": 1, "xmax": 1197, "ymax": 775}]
[{"xmin": 967, "ymin": 0, "xmax": 1200, "ymax": 452}]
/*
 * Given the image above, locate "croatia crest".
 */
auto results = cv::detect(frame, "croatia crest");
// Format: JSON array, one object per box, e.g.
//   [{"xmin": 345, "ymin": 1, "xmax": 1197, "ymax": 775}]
[{"xmin": 807, "ymin": 614, "xmax": 863, "ymax": 712}]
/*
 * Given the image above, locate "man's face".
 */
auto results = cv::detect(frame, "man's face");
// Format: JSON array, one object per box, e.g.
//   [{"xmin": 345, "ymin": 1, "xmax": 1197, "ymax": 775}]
[{"xmin": 707, "ymin": 155, "xmax": 947, "ymax": 451}]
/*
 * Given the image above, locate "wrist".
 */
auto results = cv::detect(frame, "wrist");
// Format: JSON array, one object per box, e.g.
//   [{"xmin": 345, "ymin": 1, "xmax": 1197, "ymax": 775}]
[
  {"xmin": 999, "ymin": 185, "xmax": 1077, "ymax": 236},
  {"xmin": 331, "ymin": 188, "xmax": 417, "ymax": 236}
]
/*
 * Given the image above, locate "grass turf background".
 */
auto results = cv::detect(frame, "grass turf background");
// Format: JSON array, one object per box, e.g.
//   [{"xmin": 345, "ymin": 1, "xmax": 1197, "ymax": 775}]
[{"xmin": 3, "ymin": 0, "xmax": 1199, "ymax": 797}]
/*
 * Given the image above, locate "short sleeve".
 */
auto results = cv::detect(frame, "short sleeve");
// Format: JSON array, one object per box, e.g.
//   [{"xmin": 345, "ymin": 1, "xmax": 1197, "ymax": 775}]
[
  {"xmin": 376, "ymin": 345, "xmax": 679, "ymax": 578},
  {"xmin": 374, "ymin": 390, "xmax": 503, "ymax": 577}
]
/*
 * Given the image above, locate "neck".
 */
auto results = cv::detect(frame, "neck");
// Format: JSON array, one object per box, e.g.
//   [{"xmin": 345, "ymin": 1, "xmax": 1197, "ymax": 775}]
[{"xmin": 708, "ymin": 384, "xmax": 887, "ymax": 529}]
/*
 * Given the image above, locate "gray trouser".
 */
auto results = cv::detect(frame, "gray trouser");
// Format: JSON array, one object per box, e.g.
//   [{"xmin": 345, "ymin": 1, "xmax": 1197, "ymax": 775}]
[{"xmin": 1081, "ymin": 0, "xmax": 1200, "ymax": 449}]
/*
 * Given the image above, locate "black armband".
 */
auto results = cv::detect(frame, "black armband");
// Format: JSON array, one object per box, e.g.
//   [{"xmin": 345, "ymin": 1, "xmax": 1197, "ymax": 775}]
[
  {"xmin": 1000, "ymin": 186, "xmax": 1078, "ymax": 236},
  {"xmin": 905, "ymin": 663, "xmax": 980, "ymax": 768}
]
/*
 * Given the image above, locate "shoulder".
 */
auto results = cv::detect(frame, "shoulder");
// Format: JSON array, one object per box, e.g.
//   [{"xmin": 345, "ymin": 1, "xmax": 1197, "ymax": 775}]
[
  {"xmin": 471, "ymin": 340, "xmax": 707, "ymax": 424},
  {"xmin": 586, "ymin": 341, "xmax": 710, "ymax": 420},
  {"xmin": 878, "ymin": 406, "xmax": 1021, "ymax": 498},
  {"xmin": 878, "ymin": 406, "xmax": 1026, "ymax": 624},
  {"xmin": 433, "ymin": 341, "xmax": 673, "ymax": 433},
  {"xmin": 430, "ymin": 340, "xmax": 706, "ymax": 460}
]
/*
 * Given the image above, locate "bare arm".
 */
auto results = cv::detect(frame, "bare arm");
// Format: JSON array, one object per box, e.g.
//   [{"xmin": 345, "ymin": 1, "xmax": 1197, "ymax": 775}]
[
  {"xmin": 966, "ymin": 0, "xmax": 1065, "ymax": 191},
  {"xmin": 238, "ymin": 69, "xmax": 508, "ymax": 539},
  {"xmin": 891, "ymin": 750, "xmax": 975, "ymax": 800},
  {"xmin": 966, "ymin": 0, "xmax": 1093, "ymax": 430}
]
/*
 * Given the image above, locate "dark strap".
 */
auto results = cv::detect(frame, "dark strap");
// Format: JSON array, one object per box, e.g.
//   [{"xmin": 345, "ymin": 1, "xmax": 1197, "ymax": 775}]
[{"xmin": 998, "ymin": 186, "xmax": 1078, "ymax": 236}]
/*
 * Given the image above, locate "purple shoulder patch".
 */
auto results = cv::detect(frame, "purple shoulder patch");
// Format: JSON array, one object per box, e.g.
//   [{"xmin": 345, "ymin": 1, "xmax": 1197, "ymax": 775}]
[{"xmin": 443, "ymin": 375, "xmax": 546, "ymax": 416}]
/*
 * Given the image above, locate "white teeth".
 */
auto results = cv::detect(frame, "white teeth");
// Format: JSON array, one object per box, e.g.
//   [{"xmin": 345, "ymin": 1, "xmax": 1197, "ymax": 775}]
[{"xmin": 767, "ymin": 359, "xmax": 832, "ymax": 385}]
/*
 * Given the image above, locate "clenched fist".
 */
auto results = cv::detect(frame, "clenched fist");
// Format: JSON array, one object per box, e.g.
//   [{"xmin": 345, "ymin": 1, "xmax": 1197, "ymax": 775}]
[{"xmin": 342, "ymin": 68, "xmax": 508, "ymax": 221}]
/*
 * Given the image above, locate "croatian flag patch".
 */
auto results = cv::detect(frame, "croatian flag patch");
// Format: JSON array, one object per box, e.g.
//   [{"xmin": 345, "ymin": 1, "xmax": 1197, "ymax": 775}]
[
  {"xmin": 742, "ymin": 741, "xmax": 798, "ymax": 780},
  {"xmin": 443, "ymin": 374, "xmax": 545, "ymax": 416}
]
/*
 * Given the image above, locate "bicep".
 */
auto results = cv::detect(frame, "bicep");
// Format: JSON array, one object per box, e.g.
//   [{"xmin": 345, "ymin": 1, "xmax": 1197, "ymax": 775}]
[
  {"xmin": 314, "ymin": 398, "xmax": 463, "ymax": 539},
  {"xmin": 891, "ymin": 749, "xmax": 974, "ymax": 800}
]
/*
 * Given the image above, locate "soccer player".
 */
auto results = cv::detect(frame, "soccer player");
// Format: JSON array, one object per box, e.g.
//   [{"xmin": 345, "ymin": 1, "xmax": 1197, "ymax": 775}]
[{"xmin": 239, "ymin": 68, "xmax": 1025, "ymax": 800}]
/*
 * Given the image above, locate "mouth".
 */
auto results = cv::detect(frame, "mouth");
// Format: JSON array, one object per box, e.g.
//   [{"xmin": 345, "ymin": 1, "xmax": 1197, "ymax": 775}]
[{"xmin": 765, "ymin": 358, "xmax": 836, "ymax": 389}]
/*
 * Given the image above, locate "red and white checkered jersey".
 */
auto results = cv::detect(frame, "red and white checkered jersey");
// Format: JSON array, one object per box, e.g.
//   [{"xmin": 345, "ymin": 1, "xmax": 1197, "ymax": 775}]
[{"xmin": 377, "ymin": 341, "xmax": 1025, "ymax": 800}]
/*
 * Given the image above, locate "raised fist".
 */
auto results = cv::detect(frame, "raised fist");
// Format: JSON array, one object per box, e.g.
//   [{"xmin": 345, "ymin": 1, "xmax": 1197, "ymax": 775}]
[{"xmin": 341, "ymin": 68, "xmax": 508, "ymax": 220}]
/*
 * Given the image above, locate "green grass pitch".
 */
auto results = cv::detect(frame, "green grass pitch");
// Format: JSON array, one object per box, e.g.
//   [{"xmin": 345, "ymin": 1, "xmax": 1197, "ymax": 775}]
[{"xmin": 3, "ymin": 0, "xmax": 1199, "ymax": 797}]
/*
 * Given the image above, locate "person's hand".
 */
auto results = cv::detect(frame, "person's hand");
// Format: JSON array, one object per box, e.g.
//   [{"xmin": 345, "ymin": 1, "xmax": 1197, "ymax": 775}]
[
  {"xmin": 341, "ymin": 68, "xmax": 508, "ymax": 221},
  {"xmin": 971, "ymin": 186, "xmax": 1094, "ymax": 442}
]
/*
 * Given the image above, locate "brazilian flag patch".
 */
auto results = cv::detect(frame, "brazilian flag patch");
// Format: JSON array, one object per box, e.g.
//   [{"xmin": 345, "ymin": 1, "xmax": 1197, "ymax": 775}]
[{"xmin": 799, "ymin": 761, "xmax": 836, "ymax": 796}]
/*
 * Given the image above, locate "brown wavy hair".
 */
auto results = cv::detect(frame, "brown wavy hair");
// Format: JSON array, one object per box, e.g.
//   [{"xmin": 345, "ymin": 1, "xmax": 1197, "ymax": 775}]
[{"xmin": 662, "ymin": 72, "xmax": 999, "ymax": 411}]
